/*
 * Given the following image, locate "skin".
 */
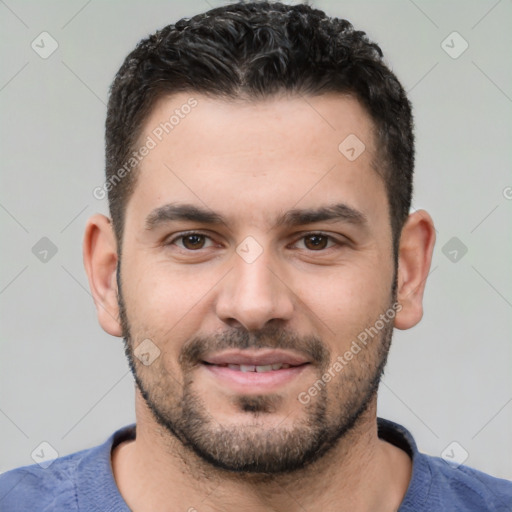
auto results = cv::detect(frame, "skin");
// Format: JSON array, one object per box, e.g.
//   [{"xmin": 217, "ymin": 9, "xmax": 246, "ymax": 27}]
[{"xmin": 83, "ymin": 92, "xmax": 436, "ymax": 511}]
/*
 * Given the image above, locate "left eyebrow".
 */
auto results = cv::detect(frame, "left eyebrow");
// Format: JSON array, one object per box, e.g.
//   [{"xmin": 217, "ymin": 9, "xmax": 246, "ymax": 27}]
[{"xmin": 274, "ymin": 203, "xmax": 368, "ymax": 228}]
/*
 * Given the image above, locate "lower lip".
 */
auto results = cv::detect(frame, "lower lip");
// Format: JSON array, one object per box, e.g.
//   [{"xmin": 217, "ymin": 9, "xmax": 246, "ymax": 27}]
[{"xmin": 201, "ymin": 363, "xmax": 310, "ymax": 393}]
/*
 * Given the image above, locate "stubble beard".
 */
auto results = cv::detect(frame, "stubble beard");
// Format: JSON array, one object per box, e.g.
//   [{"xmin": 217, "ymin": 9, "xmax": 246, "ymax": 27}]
[{"xmin": 117, "ymin": 271, "xmax": 396, "ymax": 475}]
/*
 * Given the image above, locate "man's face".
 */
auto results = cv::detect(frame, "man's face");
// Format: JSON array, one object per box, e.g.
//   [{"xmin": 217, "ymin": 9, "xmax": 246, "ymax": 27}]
[{"xmin": 117, "ymin": 92, "xmax": 397, "ymax": 473}]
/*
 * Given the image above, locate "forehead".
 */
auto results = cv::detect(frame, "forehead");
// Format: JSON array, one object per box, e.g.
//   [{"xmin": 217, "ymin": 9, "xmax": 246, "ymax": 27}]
[
  {"xmin": 140, "ymin": 91, "xmax": 376, "ymax": 163},
  {"xmin": 126, "ymin": 91, "xmax": 387, "ymax": 232}
]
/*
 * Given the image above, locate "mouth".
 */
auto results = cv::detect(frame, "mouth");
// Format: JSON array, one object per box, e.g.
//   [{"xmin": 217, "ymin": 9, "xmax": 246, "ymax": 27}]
[
  {"xmin": 202, "ymin": 362, "xmax": 300, "ymax": 372},
  {"xmin": 200, "ymin": 349, "xmax": 311, "ymax": 392},
  {"xmin": 202, "ymin": 348, "xmax": 310, "ymax": 367}
]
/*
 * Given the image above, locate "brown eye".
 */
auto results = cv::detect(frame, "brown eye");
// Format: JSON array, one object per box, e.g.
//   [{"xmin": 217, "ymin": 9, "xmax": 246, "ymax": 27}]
[
  {"xmin": 181, "ymin": 234, "xmax": 206, "ymax": 250},
  {"xmin": 169, "ymin": 233, "xmax": 214, "ymax": 251},
  {"xmin": 303, "ymin": 234, "xmax": 329, "ymax": 250}
]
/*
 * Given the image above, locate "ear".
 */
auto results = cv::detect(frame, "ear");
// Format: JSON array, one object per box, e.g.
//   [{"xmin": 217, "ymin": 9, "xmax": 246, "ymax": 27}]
[
  {"xmin": 83, "ymin": 214, "xmax": 123, "ymax": 337},
  {"xmin": 394, "ymin": 209, "xmax": 436, "ymax": 330}
]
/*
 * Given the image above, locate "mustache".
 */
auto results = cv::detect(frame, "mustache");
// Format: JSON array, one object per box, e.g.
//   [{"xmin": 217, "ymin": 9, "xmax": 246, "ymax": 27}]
[{"xmin": 179, "ymin": 324, "xmax": 331, "ymax": 369}]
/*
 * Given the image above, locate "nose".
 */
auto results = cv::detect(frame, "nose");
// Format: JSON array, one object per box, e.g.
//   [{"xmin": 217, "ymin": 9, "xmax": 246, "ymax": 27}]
[{"xmin": 215, "ymin": 244, "xmax": 294, "ymax": 331}]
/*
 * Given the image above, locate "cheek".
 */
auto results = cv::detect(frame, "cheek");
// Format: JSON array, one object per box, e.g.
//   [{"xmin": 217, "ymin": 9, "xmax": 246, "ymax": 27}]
[
  {"xmin": 299, "ymin": 261, "xmax": 389, "ymax": 319},
  {"xmin": 291, "ymin": 260, "xmax": 394, "ymax": 365},
  {"xmin": 121, "ymin": 260, "xmax": 219, "ymax": 359},
  {"xmin": 126, "ymin": 258, "xmax": 208, "ymax": 319}
]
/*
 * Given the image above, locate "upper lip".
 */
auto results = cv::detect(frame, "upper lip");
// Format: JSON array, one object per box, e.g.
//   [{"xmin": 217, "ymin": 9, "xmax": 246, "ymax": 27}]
[{"xmin": 202, "ymin": 349, "xmax": 310, "ymax": 367}]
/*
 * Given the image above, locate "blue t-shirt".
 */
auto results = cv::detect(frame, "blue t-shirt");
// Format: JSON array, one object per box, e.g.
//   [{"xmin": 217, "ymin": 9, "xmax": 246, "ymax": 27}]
[{"xmin": 0, "ymin": 418, "xmax": 511, "ymax": 511}]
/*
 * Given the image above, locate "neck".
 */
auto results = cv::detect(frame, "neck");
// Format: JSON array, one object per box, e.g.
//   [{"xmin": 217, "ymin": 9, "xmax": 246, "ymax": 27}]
[{"xmin": 112, "ymin": 392, "xmax": 412, "ymax": 512}]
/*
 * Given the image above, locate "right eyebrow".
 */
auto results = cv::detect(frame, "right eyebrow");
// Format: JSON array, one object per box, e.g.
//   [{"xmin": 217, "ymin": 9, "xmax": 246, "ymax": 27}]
[{"xmin": 145, "ymin": 203, "xmax": 225, "ymax": 231}]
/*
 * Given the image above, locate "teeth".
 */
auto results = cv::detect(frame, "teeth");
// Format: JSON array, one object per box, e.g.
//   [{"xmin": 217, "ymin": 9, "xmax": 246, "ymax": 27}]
[
  {"xmin": 255, "ymin": 364, "xmax": 272, "ymax": 372},
  {"xmin": 222, "ymin": 363, "xmax": 292, "ymax": 372}
]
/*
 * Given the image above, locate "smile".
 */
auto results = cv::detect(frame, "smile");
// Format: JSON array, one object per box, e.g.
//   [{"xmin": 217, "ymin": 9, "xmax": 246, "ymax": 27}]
[
  {"xmin": 199, "ymin": 350, "xmax": 312, "ymax": 392},
  {"xmin": 203, "ymin": 362, "xmax": 295, "ymax": 372}
]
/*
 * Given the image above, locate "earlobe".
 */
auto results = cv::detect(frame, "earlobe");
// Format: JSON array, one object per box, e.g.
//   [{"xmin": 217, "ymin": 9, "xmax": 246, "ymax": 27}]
[
  {"xmin": 83, "ymin": 214, "xmax": 123, "ymax": 337},
  {"xmin": 394, "ymin": 210, "xmax": 436, "ymax": 330}
]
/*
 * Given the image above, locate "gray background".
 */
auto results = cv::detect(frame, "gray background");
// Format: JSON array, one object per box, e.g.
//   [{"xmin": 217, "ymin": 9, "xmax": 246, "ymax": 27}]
[{"xmin": 1, "ymin": 0, "xmax": 511, "ymax": 480}]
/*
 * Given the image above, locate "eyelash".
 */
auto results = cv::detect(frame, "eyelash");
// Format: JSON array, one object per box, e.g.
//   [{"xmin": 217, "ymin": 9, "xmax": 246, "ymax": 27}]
[{"xmin": 165, "ymin": 231, "xmax": 346, "ymax": 252}]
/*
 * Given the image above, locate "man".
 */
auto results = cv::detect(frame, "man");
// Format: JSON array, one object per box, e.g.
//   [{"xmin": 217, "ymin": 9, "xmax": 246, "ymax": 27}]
[{"xmin": 1, "ymin": 2, "xmax": 510, "ymax": 511}]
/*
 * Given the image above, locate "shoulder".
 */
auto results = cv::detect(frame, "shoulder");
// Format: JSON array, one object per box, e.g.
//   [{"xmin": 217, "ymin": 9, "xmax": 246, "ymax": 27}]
[
  {"xmin": 421, "ymin": 454, "xmax": 512, "ymax": 511},
  {"xmin": 0, "ymin": 449, "xmax": 85, "ymax": 512},
  {"xmin": 377, "ymin": 418, "xmax": 512, "ymax": 512},
  {"xmin": 0, "ymin": 424, "xmax": 135, "ymax": 512}
]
